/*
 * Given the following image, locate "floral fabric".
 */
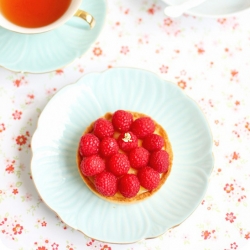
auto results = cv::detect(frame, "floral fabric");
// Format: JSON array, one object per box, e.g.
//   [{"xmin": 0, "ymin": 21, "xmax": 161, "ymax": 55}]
[{"xmin": 0, "ymin": 0, "xmax": 250, "ymax": 249}]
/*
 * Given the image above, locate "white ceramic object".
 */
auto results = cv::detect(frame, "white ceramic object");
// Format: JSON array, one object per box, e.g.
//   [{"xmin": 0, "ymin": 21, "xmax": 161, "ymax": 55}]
[
  {"xmin": 162, "ymin": 0, "xmax": 250, "ymax": 17},
  {"xmin": 31, "ymin": 68, "xmax": 214, "ymax": 243},
  {"xmin": 163, "ymin": 0, "xmax": 207, "ymax": 17}
]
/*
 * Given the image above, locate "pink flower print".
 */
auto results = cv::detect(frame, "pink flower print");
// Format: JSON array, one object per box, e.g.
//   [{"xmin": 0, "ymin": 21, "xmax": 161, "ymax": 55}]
[
  {"xmin": 201, "ymin": 230, "xmax": 211, "ymax": 240},
  {"xmin": 210, "ymin": 230, "xmax": 217, "ymax": 240},
  {"xmin": 101, "ymin": 245, "xmax": 112, "ymax": 250},
  {"xmin": 51, "ymin": 243, "xmax": 59, "ymax": 250},
  {"xmin": 148, "ymin": 8, "xmax": 154, "ymax": 14},
  {"xmin": 224, "ymin": 180, "xmax": 247, "ymax": 204},
  {"xmin": 25, "ymin": 93, "xmax": 35, "ymax": 105},
  {"xmin": 5, "ymin": 164, "xmax": 14, "ymax": 174},
  {"xmin": 0, "ymin": 217, "xmax": 8, "ymax": 234},
  {"xmin": 12, "ymin": 189, "xmax": 18, "ymax": 195},
  {"xmin": 214, "ymin": 120, "xmax": 220, "ymax": 125},
  {"xmin": 159, "ymin": 65, "xmax": 168, "ymax": 74},
  {"xmin": 93, "ymin": 47, "xmax": 102, "ymax": 56},
  {"xmin": 76, "ymin": 64, "xmax": 84, "ymax": 73},
  {"xmin": 245, "ymin": 232, "xmax": 250, "ymax": 239},
  {"xmin": 217, "ymin": 18, "xmax": 227, "ymax": 24},
  {"xmin": 232, "ymin": 152, "xmax": 239, "ymax": 160},
  {"xmin": 37, "ymin": 247, "xmax": 48, "ymax": 250},
  {"xmin": 12, "ymin": 110, "xmax": 22, "ymax": 120},
  {"xmin": 27, "ymin": 94, "xmax": 35, "ymax": 99},
  {"xmin": 41, "ymin": 221, "xmax": 47, "ymax": 227},
  {"xmin": 138, "ymin": 35, "xmax": 149, "ymax": 45},
  {"xmin": 231, "ymin": 70, "xmax": 238, "ymax": 77},
  {"xmin": 224, "ymin": 184, "xmax": 234, "ymax": 193},
  {"xmin": 16, "ymin": 135, "xmax": 27, "ymax": 146},
  {"xmin": 0, "ymin": 123, "xmax": 6, "ymax": 133},
  {"xmin": 86, "ymin": 239, "xmax": 95, "ymax": 246},
  {"xmin": 137, "ymin": 18, "xmax": 142, "ymax": 25},
  {"xmin": 245, "ymin": 122, "xmax": 250, "ymax": 132},
  {"xmin": 120, "ymin": 46, "xmax": 129, "ymax": 55},
  {"xmin": 178, "ymin": 80, "xmax": 187, "ymax": 89},
  {"xmin": 225, "ymin": 212, "xmax": 236, "ymax": 223},
  {"xmin": 148, "ymin": 7, "xmax": 155, "ymax": 15},
  {"xmin": 24, "ymin": 193, "xmax": 32, "ymax": 201},
  {"xmin": 197, "ymin": 47, "xmax": 205, "ymax": 54},
  {"xmin": 124, "ymin": 9, "xmax": 129, "ymax": 15},
  {"xmin": 13, "ymin": 76, "xmax": 27, "ymax": 87},
  {"xmin": 12, "ymin": 224, "xmax": 23, "ymax": 235},
  {"xmin": 228, "ymin": 152, "xmax": 240, "ymax": 163},
  {"xmin": 164, "ymin": 18, "xmax": 173, "ymax": 26},
  {"xmin": 46, "ymin": 88, "xmax": 57, "ymax": 95},
  {"xmin": 55, "ymin": 69, "xmax": 64, "ymax": 75},
  {"xmin": 230, "ymin": 242, "xmax": 238, "ymax": 249},
  {"xmin": 13, "ymin": 79, "xmax": 21, "ymax": 87}
]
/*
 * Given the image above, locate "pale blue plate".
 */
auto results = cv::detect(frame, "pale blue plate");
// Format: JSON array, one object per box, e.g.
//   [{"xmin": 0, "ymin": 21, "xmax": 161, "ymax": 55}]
[
  {"xmin": 164, "ymin": 0, "xmax": 250, "ymax": 17},
  {"xmin": 31, "ymin": 68, "xmax": 214, "ymax": 243},
  {"xmin": 0, "ymin": 0, "xmax": 106, "ymax": 73}
]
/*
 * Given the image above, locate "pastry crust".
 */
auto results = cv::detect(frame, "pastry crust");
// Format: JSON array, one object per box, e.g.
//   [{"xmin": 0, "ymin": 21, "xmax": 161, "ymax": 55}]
[{"xmin": 76, "ymin": 111, "xmax": 173, "ymax": 204}]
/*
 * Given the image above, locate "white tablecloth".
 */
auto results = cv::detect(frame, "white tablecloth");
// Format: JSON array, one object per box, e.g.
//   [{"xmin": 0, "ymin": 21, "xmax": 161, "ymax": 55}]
[{"xmin": 0, "ymin": 1, "xmax": 250, "ymax": 249}]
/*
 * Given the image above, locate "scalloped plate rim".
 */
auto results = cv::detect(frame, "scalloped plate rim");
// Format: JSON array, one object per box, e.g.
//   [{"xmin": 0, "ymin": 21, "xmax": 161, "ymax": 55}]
[{"xmin": 31, "ymin": 67, "xmax": 214, "ymax": 243}]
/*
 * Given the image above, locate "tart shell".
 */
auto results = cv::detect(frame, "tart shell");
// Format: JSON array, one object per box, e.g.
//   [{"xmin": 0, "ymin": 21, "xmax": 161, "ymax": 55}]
[{"xmin": 76, "ymin": 111, "xmax": 173, "ymax": 204}]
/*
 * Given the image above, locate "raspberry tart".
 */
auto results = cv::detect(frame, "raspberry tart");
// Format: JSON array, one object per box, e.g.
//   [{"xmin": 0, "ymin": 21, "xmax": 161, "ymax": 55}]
[{"xmin": 76, "ymin": 110, "xmax": 173, "ymax": 204}]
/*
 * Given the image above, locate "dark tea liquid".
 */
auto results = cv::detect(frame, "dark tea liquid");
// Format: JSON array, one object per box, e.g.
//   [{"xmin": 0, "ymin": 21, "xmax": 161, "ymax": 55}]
[{"xmin": 0, "ymin": 0, "xmax": 72, "ymax": 28}]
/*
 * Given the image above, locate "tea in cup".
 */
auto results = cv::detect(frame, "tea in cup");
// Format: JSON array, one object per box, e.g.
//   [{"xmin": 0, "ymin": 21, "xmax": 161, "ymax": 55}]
[{"xmin": 0, "ymin": 0, "xmax": 95, "ymax": 34}]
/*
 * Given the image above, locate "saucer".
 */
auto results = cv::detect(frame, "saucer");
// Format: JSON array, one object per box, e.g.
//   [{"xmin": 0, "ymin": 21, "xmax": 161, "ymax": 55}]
[
  {"xmin": 163, "ymin": 0, "xmax": 250, "ymax": 17},
  {"xmin": 0, "ymin": 0, "xmax": 106, "ymax": 73},
  {"xmin": 31, "ymin": 67, "xmax": 214, "ymax": 243}
]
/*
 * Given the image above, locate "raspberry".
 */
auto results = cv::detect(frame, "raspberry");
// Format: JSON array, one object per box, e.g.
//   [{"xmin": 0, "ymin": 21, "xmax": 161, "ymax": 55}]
[
  {"xmin": 79, "ymin": 133, "xmax": 100, "ymax": 157},
  {"xmin": 128, "ymin": 147, "xmax": 149, "ymax": 169},
  {"xmin": 108, "ymin": 153, "xmax": 130, "ymax": 176},
  {"xmin": 142, "ymin": 134, "xmax": 164, "ymax": 151},
  {"xmin": 80, "ymin": 155, "xmax": 105, "ymax": 176},
  {"xmin": 112, "ymin": 110, "xmax": 133, "ymax": 132},
  {"xmin": 137, "ymin": 166, "xmax": 160, "ymax": 191},
  {"xmin": 117, "ymin": 131, "xmax": 138, "ymax": 151},
  {"xmin": 100, "ymin": 137, "xmax": 119, "ymax": 157},
  {"xmin": 93, "ymin": 118, "xmax": 114, "ymax": 139},
  {"xmin": 118, "ymin": 174, "xmax": 140, "ymax": 198},
  {"xmin": 130, "ymin": 117, "xmax": 155, "ymax": 139},
  {"xmin": 94, "ymin": 171, "xmax": 117, "ymax": 197},
  {"xmin": 149, "ymin": 150, "xmax": 169, "ymax": 173}
]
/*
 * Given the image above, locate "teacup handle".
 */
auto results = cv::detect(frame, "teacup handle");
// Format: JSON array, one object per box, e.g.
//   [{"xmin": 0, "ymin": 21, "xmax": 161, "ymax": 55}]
[{"xmin": 74, "ymin": 10, "xmax": 95, "ymax": 29}]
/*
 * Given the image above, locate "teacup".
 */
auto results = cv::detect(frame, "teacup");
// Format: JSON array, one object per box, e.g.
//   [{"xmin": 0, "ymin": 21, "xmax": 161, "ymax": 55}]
[{"xmin": 0, "ymin": 0, "xmax": 95, "ymax": 34}]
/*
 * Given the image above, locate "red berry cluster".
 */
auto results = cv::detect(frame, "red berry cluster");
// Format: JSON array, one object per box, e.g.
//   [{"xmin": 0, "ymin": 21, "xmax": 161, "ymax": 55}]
[{"xmin": 79, "ymin": 110, "xmax": 170, "ymax": 199}]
